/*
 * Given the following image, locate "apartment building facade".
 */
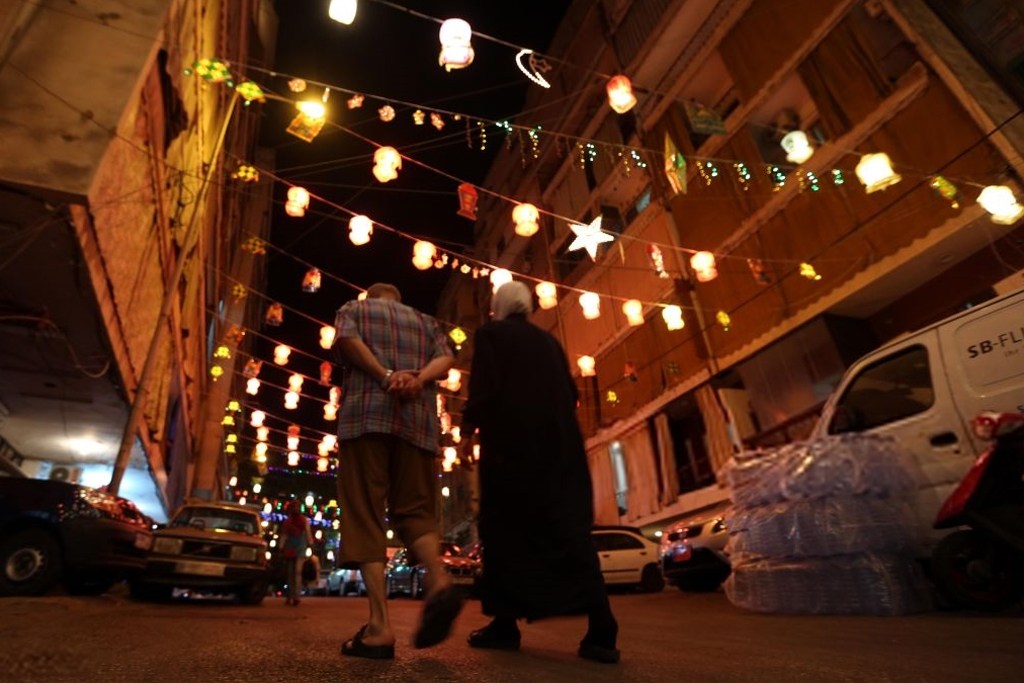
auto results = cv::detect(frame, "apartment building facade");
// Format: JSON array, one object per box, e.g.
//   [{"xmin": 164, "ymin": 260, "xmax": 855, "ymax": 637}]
[
  {"xmin": 437, "ymin": 0, "xmax": 1024, "ymax": 533},
  {"xmin": 0, "ymin": 0, "xmax": 276, "ymax": 519}
]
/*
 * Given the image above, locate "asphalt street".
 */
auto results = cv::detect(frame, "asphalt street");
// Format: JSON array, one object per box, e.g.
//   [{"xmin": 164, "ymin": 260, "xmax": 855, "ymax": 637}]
[{"xmin": 0, "ymin": 587, "xmax": 1021, "ymax": 683}]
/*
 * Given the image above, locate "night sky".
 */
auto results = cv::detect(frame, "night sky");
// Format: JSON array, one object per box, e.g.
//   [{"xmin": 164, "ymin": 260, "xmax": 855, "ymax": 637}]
[{"xmin": 248, "ymin": 0, "xmax": 571, "ymax": 500}]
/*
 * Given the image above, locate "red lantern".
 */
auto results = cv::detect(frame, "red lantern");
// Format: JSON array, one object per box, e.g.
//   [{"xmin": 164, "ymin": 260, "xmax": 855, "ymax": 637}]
[
  {"xmin": 457, "ymin": 183, "xmax": 478, "ymax": 220},
  {"xmin": 606, "ymin": 75, "xmax": 637, "ymax": 114}
]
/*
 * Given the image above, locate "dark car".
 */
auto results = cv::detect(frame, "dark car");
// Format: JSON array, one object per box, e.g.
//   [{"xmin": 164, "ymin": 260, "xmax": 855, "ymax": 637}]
[
  {"xmin": 385, "ymin": 541, "xmax": 480, "ymax": 598},
  {"xmin": 130, "ymin": 501, "xmax": 269, "ymax": 605},
  {"xmin": 0, "ymin": 473, "xmax": 153, "ymax": 597},
  {"xmin": 659, "ymin": 517, "xmax": 731, "ymax": 592}
]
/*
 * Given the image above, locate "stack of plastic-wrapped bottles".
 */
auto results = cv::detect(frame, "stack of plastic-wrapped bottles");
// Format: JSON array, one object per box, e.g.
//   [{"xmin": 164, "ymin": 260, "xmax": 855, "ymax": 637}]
[{"xmin": 723, "ymin": 434, "xmax": 931, "ymax": 615}]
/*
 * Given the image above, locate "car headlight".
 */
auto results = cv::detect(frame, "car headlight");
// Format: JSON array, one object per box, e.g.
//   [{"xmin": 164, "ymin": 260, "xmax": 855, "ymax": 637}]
[
  {"xmin": 230, "ymin": 546, "xmax": 259, "ymax": 562},
  {"xmin": 153, "ymin": 537, "xmax": 183, "ymax": 554}
]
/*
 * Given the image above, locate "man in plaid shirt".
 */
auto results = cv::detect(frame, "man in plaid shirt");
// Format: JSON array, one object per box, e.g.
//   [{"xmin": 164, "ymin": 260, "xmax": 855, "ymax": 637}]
[{"xmin": 332, "ymin": 282, "xmax": 460, "ymax": 659}]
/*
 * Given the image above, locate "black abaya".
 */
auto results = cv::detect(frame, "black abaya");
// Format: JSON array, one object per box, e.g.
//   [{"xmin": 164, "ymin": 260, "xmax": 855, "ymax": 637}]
[{"xmin": 462, "ymin": 313, "xmax": 607, "ymax": 620}]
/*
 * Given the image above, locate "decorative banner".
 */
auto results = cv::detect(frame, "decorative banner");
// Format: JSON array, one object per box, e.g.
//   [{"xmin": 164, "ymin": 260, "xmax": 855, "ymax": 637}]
[
  {"xmin": 567, "ymin": 216, "xmax": 612, "ymax": 261},
  {"xmin": 185, "ymin": 58, "xmax": 232, "ymax": 84},
  {"xmin": 457, "ymin": 183, "xmax": 479, "ymax": 220},
  {"xmin": 232, "ymin": 164, "xmax": 260, "ymax": 183},
  {"xmin": 664, "ymin": 133, "xmax": 687, "ymax": 196},
  {"xmin": 747, "ymin": 258, "xmax": 772, "ymax": 285},
  {"xmin": 235, "ymin": 81, "xmax": 265, "ymax": 104},
  {"xmin": 646, "ymin": 244, "xmax": 670, "ymax": 278},
  {"xmin": 929, "ymin": 175, "xmax": 960, "ymax": 209},
  {"xmin": 515, "ymin": 49, "xmax": 552, "ymax": 88},
  {"xmin": 684, "ymin": 100, "xmax": 726, "ymax": 135},
  {"xmin": 287, "ymin": 111, "xmax": 326, "ymax": 142}
]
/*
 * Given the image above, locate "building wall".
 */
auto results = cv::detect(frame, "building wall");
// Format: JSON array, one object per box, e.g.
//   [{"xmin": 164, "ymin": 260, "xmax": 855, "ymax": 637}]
[{"xmin": 442, "ymin": 0, "xmax": 1024, "ymax": 531}]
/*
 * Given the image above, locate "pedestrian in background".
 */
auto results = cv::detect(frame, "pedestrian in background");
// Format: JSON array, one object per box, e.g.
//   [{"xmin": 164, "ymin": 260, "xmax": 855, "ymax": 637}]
[
  {"xmin": 460, "ymin": 280, "xmax": 620, "ymax": 664},
  {"xmin": 332, "ymin": 282, "xmax": 460, "ymax": 660},
  {"xmin": 280, "ymin": 500, "xmax": 313, "ymax": 606}
]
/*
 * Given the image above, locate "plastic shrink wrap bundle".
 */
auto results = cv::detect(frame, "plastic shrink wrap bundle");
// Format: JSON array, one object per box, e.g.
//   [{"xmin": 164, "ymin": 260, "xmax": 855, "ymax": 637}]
[{"xmin": 723, "ymin": 433, "xmax": 931, "ymax": 615}]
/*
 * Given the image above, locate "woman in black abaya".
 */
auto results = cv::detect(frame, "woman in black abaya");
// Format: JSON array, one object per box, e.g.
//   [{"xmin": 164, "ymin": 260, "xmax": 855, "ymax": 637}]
[{"xmin": 461, "ymin": 281, "xmax": 619, "ymax": 664}]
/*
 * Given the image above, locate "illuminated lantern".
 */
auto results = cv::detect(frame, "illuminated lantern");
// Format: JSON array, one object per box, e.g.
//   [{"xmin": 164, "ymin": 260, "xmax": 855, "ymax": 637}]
[
  {"xmin": 285, "ymin": 186, "xmax": 310, "ymax": 217},
  {"xmin": 214, "ymin": 345, "xmax": 231, "ymax": 360},
  {"xmin": 323, "ymin": 402, "xmax": 339, "ymax": 421},
  {"xmin": 489, "ymin": 268, "xmax": 512, "ymax": 294},
  {"xmin": 799, "ymin": 262, "xmax": 822, "ymax": 281},
  {"xmin": 535, "ymin": 281, "xmax": 557, "ymax": 310},
  {"xmin": 246, "ymin": 378, "xmax": 260, "ymax": 396},
  {"xmin": 220, "ymin": 414, "xmax": 234, "ymax": 426},
  {"xmin": 606, "ymin": 75, "xmax": 638, "ymax": 114},
  {"xmin": 250, "ymin": 410, "xmax": 266, "ymax": 427},
  {"xmin": 330, "ymin": 387, "xmax": 342, "ymax": 405},
  {"xmin": 328, "ymin": 0, "xmax": 357, "ymax": 24},
  {"xmin": 622, "ymin": 299, "xmax": 644, "ymax": 326},
  {"xmin": 438, "ymin": 18, "xmax": 474, "ymax": 71},
  {"xmin": 646, "ymin": 244, "xmax": 669, "ymax": 278},
  {"xmin": 378, "ymin": 105, "xmax": 395, "ymax": 122},
  {"xmin": 320, "ymin": 361, "xmax": 333, "ymax": 386},
  {"xmin": 372, "ymin": 146, "xmax": 401, "ymax": 183},
  {"xmin": 210, "ymin": 365, "xmax": 224, "ymax": 381},
  {"xmin": 288, "ymin": 435, "xmax": 300, "ymax": 451},
  {"xmin": 243, "ymin": 359, "xmax": 262, "ymax": 378},
  {"xmin": 287, "ymin": 451, "xmax": 300, "ymax": 467},
  {"xmin": 512, "ymin": 203, "xmax": 540, "ymax": 237},
  {"xmin": 855, "ymin": 153, "xmax": 901, "ymax": 193},
  {"xmin": 579, "ymin": 291, "xmax": 601, "ymax": 320},
  {"xmin": 302, "ymin": 269, "xmax": 321, "ymax": 293},
  {"xmin": 284, "ymin": 391, "xmax": 300, "ymax": 410},
  {"xmin": 442, "ymin": 447, "xmax": 457, "ymax": 472},
  {"xmin": 662, "ymin": 305, "xmax": 685, "ymax": 331},
  {"xmin": 716, "ymin": 310, "xmax": 732, "ymax": 331},
  {"xmin": 317, "ymin": 456, "xmax": 330, "ymax": 473},
  {"xmin": 781, "ymin": 130, "xmax": 814, "ymax": 164},
  {"xmin": 577, "ymin": 355, "xmax": 596, "ymax": 377},
  {"xmin": 323, "ymin": 435, "xmax": 338, "ymax": 451},
  {"xmin": 254, "ymin": 442, "xmax": 268, "ymax": 459},
  {"xmin": 412, "ymin": 240, "xmax": 437, "ymax": 270},
  {"xmin": 457, "ymin": 183, "xmax": 479, "ymax": 220},
  {"xmin": 977, "ymin": 185, "xmax": 1024, "ymax": 224},
  {"xmin": 264, "ymin": 303, "xmax": 283, "ymax": 326},
  {"xmin": 449, "ymin": 326, "xmax": 468, "ymax": 346},
  {"xmin": 444, "ymin": 368, "xmax": 462, "ymax": 393},
  {"xmin": 450, "ymin": 426, "xmax": 462, "ymax": 444},
  {"xmin": 349, "ymin": 215, "xmax": 373, "ymax": 245},
  {"xmin": 319, "ymin": 325, "xmax": 336, "ymax": 350},
  {"xmin": 273, "ymin": 344, "xmax": 291, "ymax": 365},
  {"xmin": 412, "ymin": 109, "xmax": 426, "ymax": 125},
  {"xmin": 690, "ymin": 251, "xmax": 718, "ymax": 282},
  {"xmin": 288, "ymin": 374, "xmax": 304, "ymax": 393},
  {"xmin": 227, "ymin": 400, "xmax": 240, "ymax": 413},
  {"xmin": 256, "ymin": 426, "xmax": 269, "ymax": 442}
]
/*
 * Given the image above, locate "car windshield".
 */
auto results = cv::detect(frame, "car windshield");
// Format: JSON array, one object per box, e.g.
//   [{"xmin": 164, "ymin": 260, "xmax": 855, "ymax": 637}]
[
  {"xmin": 439, "ymin": 542, "xmax": 462, "ymax": 557},
  {"xmin": 171, "ymin": 507, "xmax": 258, "ymax": 535}
]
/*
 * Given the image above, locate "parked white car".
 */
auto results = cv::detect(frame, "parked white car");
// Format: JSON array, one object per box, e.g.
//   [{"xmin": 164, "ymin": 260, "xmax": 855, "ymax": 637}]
[
  {"xmin": 660, "ymin": 517, "xmax": 731, "ymax": 592},
  {"xmin": 591, "ymin": 526, "xmax": 664, "ymax": 592}
]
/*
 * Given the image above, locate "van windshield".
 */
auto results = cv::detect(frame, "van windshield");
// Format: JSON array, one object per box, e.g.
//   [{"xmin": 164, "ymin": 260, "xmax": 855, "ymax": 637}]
[{"xmin": 829, "ymin": 345, "xmax": 935, "ymax": 434}]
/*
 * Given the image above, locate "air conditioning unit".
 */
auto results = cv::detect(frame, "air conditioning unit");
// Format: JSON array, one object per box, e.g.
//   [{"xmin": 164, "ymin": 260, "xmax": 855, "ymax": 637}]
[{"xmin": 49, "ymin": 465, "xmax": 83, "ymax": 484}]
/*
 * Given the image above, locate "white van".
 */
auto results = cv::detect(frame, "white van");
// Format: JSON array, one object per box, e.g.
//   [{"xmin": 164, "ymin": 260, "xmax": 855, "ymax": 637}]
[{"xmin": 810, "ymin": 285, "xmax": 1024, "ymax": 550}]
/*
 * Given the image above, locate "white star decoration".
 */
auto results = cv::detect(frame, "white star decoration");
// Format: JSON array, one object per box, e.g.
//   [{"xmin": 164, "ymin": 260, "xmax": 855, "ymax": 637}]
[{"xmin": 567, "ymin": 216, "xmax": 613, "ymax": 261}]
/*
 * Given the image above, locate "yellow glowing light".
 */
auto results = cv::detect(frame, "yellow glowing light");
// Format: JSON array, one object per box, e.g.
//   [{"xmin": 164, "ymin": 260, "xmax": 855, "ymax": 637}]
[
  {"xmin": 579, "ymin": 291, "xmax": 601, "ymax": 320},
  {"xmin": 512, "ymin": 203, "xmax": 540, "ymax": 237},
  {"xmin": 535, "ymin": 281, "xmax": 557, "ymax": 310},
  {"xmin": 622, "ymin": 299, "xmax": 644, "ymax": 326}
]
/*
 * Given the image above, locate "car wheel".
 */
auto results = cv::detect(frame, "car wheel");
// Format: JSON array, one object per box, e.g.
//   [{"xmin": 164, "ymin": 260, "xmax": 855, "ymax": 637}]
[
  {"xmin": 0, "ymin": 528, "xmax": 62, "ymax": 597},
  {"xmin": 640, "ymin": 564, "xmax": 665, "ymax": 593},
  {"xmin": 129, "ymin": 580, "xmax": 172, "ymax": 602},
  {"xmin": 65, "ymin": 575, "xmax": 116, "ymax": 596},
  {"xmin": 239, "ymin": 581, "xmax": 267, "ymax": 606},
  {"xmin": 931, "ymin": 530, "xmax": 1022, "ymax": 611}
]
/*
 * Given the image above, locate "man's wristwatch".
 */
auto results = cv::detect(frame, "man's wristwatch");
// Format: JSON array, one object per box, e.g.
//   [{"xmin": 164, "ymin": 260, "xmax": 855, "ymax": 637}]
[{"xmin": 381, "ymin": 369, "xmax": 394, "ymax": 387}]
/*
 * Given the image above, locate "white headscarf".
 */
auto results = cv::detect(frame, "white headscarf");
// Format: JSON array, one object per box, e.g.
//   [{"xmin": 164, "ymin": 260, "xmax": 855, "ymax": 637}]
[{"xmin": 492, "ymin": 281, "xmax": 533, "ymax": 321}]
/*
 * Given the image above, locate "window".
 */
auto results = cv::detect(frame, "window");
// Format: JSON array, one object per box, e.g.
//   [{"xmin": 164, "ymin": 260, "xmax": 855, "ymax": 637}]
[
  {"xmin": 829, "ymin": 345, "xmax": 934, "ymax": 434},
  {"xmin": 592, "ymin": 532, "xmax": 644, "ymax": 552}
]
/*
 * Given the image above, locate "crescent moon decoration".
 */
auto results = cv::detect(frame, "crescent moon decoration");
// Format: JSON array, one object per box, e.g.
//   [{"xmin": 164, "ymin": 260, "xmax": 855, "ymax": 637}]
[{"xmin": 516, "ymin": 49, "xmax": 552, "ymax": 89}]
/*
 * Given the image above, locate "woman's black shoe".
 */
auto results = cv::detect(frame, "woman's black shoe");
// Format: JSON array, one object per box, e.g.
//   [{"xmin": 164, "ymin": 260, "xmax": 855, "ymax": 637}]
[{"xmin": 467, "ymin": 621, "xmax": 521, "ymax": 651}]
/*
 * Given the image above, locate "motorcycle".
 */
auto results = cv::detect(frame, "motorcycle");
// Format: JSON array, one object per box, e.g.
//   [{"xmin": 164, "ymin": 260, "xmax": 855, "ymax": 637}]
[{"xmin": 931, "ymin": 411, "xmax": 1024, "ymax": 610}]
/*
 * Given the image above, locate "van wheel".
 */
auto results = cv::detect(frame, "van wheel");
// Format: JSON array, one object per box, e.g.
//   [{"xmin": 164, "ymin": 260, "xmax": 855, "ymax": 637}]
[
  {"xmin": 240, "ymin": 581, "xmax": 267, "ymax": 605},
  {"xmin": 0, "ymin": 528, "xmax": 62, "ymax": 597},
  {"xmin": 931, "ymin": 530, "xmax": 1021, "ymax": 611},
  {"xmin": 640, "ymin": 564, "xmax": 665, "ymax": 593}
]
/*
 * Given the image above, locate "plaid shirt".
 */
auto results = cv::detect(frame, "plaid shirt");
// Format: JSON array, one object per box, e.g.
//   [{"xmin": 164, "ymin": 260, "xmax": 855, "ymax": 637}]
[{"xmin": 333, "ymin": 298, "xmax": 452, "ymax": 451}]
